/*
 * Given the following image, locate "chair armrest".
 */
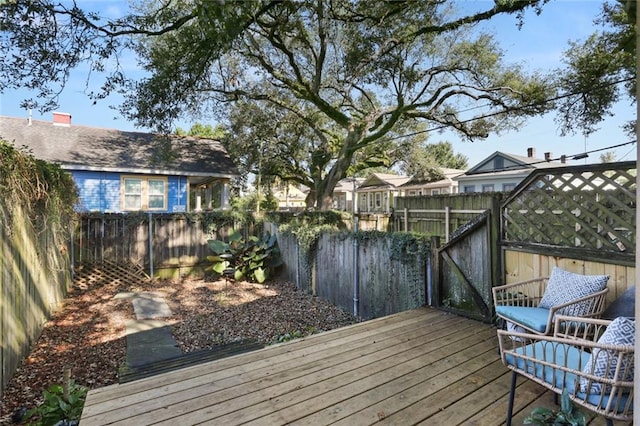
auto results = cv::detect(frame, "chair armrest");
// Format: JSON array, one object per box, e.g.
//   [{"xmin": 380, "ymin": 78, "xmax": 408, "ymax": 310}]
[
  {"xmin": 492, "ymin": 277, "xmax": 549, "ymax": 307},
  {"xmin": 553, "ymin": 314, "xmax": 612, "ymax": 342},
  {"xmin": 547, "ymin": 287, "xmax": 609, "ymax": 320},
  {"xmin": 498, "ymin": 328, "xmax": 634, "ymax": 421}
]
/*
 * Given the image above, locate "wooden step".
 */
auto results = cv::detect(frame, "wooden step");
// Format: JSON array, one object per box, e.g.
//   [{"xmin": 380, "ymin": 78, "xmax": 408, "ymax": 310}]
[{"xmin": 118, "ymin": 340, "xmax": 264, "ymax": 383}]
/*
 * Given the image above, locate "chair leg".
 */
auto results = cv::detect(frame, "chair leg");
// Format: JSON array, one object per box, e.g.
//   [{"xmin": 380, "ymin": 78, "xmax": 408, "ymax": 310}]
[{"xmin": 506, "ymin": 371, "xmax": 517, "ymax": 426}]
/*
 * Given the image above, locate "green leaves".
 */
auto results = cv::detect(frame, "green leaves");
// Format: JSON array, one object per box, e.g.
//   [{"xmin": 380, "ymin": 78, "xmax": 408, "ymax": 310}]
[
  {"xmin": 206, "ymin": 231, "xmax": 282, "ymax": 284},
  {"xmin": 554, "ymin": 0, "xmax": 635, "ymax": 137},
  {"xmin": 524, "ymin": 390, "xmax": 586, "ymax": 426},
  {"xmin": 25, "ymin": 380, "xmax": 88, "ymax": 425}
]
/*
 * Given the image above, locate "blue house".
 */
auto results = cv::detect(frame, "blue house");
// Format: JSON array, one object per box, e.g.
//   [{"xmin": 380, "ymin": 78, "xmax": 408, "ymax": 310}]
[{"xmin": 0, "ymin": 113, "xmax": 238, "ymax": 213}]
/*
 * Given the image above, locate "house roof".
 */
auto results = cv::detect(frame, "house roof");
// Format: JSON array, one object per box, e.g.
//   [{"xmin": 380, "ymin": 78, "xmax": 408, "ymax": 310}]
[
  {"xmin": 333, "ymin": 178, "xmax": 365, "ymax": 192},
  {"xmin": 462, "ymin": 150, "xmax": 559, "ymax": 176},
  {"xmin": 400, "ymin": 168, "xmax": 466, "ymax": 188},
  {"xmin": 272, "ymin": 184, "xmax": 307, "ymax": 201},
  {"xmin": 358, "ymin": 173, "xmax": 411, "ymax": 190},
  {"xmin": 0, "ymin": 115, "xmax": 238, "ymax": 183}
]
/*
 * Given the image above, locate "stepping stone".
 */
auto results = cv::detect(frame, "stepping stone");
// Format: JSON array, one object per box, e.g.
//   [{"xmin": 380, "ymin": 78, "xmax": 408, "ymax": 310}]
[
  {"xmin": 124, "ymin": 319, "xmax": 181, "ymax": 368},
  {"xmin": 128, "ymin": 292, "xmax": 172, "ymax": 319}
]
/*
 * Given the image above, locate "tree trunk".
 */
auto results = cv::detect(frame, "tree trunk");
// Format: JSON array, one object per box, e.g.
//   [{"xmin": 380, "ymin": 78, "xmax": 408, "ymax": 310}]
[{"xmin": 315, "ymin": 128, "xmax": 363, "ymax": 210}]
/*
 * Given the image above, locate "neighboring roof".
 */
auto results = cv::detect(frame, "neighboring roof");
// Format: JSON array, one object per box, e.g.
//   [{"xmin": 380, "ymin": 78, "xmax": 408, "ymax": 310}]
[
  {"xmin": 0, "ymin": 115, "xmax": 238, "ymax": 181},
  {"xmin": 333, "ymin": 178, "xmax": 365, "ymax": 192},
  {"xmin": 358, "ymin": 173, "xmax": 410, "ymax": 190},
  {"xmin": 461, "ymin": 151, "xmax": 559, "ymax": 177},
  {"xmin": 400, "ymin": 168, "xmax": 466, "ymax": 188},
  {"xmin": 272, "ymin": 184, "xmax": 307, "ymax": 201}
]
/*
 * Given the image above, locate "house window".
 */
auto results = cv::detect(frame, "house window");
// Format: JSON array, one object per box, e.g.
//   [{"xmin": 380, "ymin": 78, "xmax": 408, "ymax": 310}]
[
  {"xmin": 122, "ymin": 176, "xmax": 168, "ymax": 211},
  {"xmin": 503, "ymin": 183, "xmax": 517, "ymax": 192},
  {"xmin": 431, "ymin": 189, "xmax": 440, "ymax": 195},
  {"xmin": 408, "ymin": 190, "xmax": 417, "ymax": 196},
  {"xmin": 494, "ymin": 157, "xmax": 504, "ymax": 170},
  {"xmin": 375, "ymin": 193, "xmax": 382, "ymax": 208},
  {"xmin": 482, "ymin": 184, "xmax": 494, "ymax": 192},
  {"xmin": 463, "ymin": 185, "xmax": 476, "ymax": 193}
]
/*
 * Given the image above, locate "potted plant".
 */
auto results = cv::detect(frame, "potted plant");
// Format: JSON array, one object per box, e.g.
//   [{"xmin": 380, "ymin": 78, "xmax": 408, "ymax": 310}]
[{"xmin": 524, "ymin": 390, "xmax": 586, "ymax": 426}]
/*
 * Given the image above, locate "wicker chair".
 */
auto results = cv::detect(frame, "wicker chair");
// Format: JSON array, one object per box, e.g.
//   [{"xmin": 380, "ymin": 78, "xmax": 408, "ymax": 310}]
[
  {"xmin": 498, "ymin": 315, "xmax": 634, "ymax": 426},
  {"xmin": 492, "ymin": 274, "xmax": 609, "ymax": 335}
]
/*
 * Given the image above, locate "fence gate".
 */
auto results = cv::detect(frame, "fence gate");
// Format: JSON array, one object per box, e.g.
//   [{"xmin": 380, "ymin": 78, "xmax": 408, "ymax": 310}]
[{"xmin": 434, "ymin": 208, "xmax": 500, "ymax": 322}]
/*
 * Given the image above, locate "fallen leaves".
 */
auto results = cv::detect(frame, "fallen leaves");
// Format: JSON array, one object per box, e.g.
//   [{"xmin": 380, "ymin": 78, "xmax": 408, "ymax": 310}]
[{"xmin": 0, "ymin": 276, "xmax": 358, "ymax": 423}]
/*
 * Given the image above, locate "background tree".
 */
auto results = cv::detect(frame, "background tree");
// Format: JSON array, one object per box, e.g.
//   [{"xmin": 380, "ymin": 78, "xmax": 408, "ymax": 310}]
[
  {"xmin": 600, "ymin": 151, "xmax": 617, "ymax": 163},
  {"xmin": 1, "ymin": 0, "xmax": 553, "ymax": 210},
  {"xmin": 399, "ymin": 141, "xmax": 468, "ymax": 181},
  {"xmin": 175, "ymin": 123, "xmax": 226, "ymax": 139},
  {"xmin": 554, "ymin": 0, "xmax": 636, "ymax": 137}
]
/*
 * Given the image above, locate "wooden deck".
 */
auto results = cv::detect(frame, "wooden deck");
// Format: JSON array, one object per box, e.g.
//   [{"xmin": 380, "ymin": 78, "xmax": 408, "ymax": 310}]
[{"xmin": 80, "ymin": 307, "xmax": 629, "ymax": 425}]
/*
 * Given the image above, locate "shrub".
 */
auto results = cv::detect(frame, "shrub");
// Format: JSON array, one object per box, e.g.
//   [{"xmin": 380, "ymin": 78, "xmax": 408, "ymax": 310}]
[
  {"xmin": 206, "ymin": 231, "xmax": 283, "ymax": 283},
  {"xmin": 24, "ymin": 380, "xmax": 87, "ymax": 426}
]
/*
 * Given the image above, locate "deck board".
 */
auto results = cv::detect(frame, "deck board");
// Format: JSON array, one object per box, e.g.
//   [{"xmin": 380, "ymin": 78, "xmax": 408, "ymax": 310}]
[{"xmin": 80, "ymin": 307, "xmax": 631, "ymax": 426}]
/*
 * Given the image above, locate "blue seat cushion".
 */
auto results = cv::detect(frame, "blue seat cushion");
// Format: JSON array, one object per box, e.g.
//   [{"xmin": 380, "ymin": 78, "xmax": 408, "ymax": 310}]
[
  {"xmin": 496, "ymin": 306, "xmax": 551, "ymax": 333},
  {"xmin": 505, "ymin": 341, "xmax": 632, "ymax": 414}
]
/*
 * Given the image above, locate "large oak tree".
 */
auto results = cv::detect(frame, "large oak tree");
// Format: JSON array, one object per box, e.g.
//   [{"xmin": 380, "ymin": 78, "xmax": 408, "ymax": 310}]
[
  {"xmin": 554, "ymin": 0, "xmax": 636, "ymax": 137},
  {"xmin": 1, "ymin": 0, "xmax": 553, "ymax": 209}
]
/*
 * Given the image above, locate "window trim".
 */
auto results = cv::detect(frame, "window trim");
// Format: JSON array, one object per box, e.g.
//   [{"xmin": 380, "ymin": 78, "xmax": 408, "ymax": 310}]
[
  {"xmin": 121, "ymin": 175, "xmax": 168, "ymax": 211},
  {"xmin": 503, "ymin": 183, "xmax": 517, "ymax": 192}
]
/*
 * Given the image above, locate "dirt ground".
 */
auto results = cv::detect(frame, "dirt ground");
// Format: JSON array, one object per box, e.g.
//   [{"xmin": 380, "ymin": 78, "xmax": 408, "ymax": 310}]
[{"xmin": 0, "ymin": 276, "xmax": 358, "ymax": 423}]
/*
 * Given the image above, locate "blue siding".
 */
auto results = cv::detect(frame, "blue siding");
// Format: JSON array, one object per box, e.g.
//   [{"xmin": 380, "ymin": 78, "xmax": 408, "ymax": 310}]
[
  {"xmin": 169, "ymin": 176, "xmax": 189, "ymax": 212},
  {"xmin": 71, "ymin": 171, "xmax": 189, "ymax": 213}
]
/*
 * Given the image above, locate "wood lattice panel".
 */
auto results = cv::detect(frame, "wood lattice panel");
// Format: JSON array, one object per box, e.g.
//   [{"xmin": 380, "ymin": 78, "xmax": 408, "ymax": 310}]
[
  {"xmin": 74, "ymin": 260, "xmax": 151, "ymax": 290},
  {"xmin": 502, "ymin": 161, "xmax": 636, "ymax": 264}
]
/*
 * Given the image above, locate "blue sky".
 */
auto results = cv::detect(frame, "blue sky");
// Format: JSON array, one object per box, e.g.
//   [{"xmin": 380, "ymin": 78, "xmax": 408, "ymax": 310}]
[{"xmin": 0, "ymin": 0, "xmax": 635, "ymax": 167}]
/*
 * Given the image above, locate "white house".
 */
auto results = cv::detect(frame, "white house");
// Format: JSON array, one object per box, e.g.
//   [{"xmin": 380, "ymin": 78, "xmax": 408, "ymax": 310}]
[
  {"xmin": 272, "ymin": 184, "xmax": 307, "ymax": 210},
  {"xmin": 356, "ymin": 173, "xmax": 410, "ymax": 213},
  {"xmin": 399, "ymin": 168, "xmax": 466, "ymax": 196},
  {"xmin": 455, "ymin": 148, "xmax": 562, "ymax": 193},
  {"xmin": 331, "ymin": 178, "xmax": 364, "ymax": 212}
]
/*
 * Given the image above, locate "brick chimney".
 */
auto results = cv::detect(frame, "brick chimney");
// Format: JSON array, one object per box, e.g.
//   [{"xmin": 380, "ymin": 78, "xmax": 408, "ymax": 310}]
[
  {"xmin": 527, "ymin": 147, "xmax": 536, "ymax": 158},
  {"xmin": 544, "ymin": 152, "xmax": 552, "ymax": 161},
  {"xmin": 52, "ymin": 112, "xmax": 71, "ymax": 127}
]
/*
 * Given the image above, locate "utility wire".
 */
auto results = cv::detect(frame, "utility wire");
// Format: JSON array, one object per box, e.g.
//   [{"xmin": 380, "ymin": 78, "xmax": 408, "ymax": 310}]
[
  {"xmin": 466, "ymin": 140, "xmax": 637, "ymax": 174},
  {"xmin": 384, "ymin": 76, "xmax": 635, "ymax": 142}
]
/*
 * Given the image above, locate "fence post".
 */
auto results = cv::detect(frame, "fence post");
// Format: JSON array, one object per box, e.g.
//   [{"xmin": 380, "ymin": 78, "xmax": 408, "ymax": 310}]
[
  {"xmin": 489, "ymin": 195, "xmax": 503, "ymax": 288},
  {"xmin": 445, "ymin": 206, "xmax": 450, "ymax": 242},
  {"xmin": 430, "ymin": 236, "xmax": 441, "ymax": 308},
  {"xmin": 101, "ymin": 214, "xmax": 105, "ymax": 264},
  {"xmin": 148, "ymin": 212, "xmax": 154, "ymax": 279},
  {"xmin": 403, "ymin": 208, "xmax": 408, "ymax": 232},
  {"xmin": 353, "ymin": 216, "xmax": 359, "ymax": 317},
  {"xmin": 70, "ymin": 219, "xmax": 75, "ymax": 281}
]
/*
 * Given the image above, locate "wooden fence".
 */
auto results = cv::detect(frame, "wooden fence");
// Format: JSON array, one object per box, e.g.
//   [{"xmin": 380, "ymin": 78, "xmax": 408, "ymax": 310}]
[
  {"xmin": 274, "ymin": 227, "xmax": 428, "ymax": 319},
  {"xmin": 72, "ymin": 213, "xmax": 247, "ymax": 278},
  {"xmin": 0, "ymin": 204, "xmax": 71, "ymax": 392},
  {"xmin": 393, "ymin": 193, "xmax": 507, "ymax": 239},
  {"xmin": 501, "ymin": 161, "xmax": 636, "ymax": 306}
]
